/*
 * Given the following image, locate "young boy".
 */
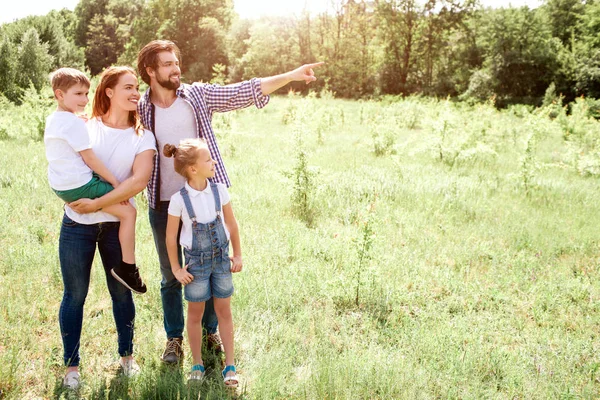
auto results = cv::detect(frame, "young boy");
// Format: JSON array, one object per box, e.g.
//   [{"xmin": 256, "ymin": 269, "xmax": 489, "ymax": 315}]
[{"xmin": 44, "ymin": 67, "xmax": 146, "ymax": 294}]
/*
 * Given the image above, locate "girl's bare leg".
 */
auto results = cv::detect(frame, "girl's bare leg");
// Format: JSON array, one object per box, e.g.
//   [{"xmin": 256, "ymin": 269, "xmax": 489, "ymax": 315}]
[
  {"xmin": 214, "ymin": 297, "xmax": 235, "ymax": 371},
  {"xmin": 187, "ymin": 302, "xmax": 206, "ymax": 366}
]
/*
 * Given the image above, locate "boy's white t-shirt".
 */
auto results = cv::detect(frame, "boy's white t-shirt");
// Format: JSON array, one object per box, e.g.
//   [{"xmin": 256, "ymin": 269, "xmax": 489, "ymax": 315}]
[
  {"xmin": 65, "ymin": 118, "xmax": 157, "ymax": 224},
  {"xmin": 168, "ymin": 181, "xmax": 231, "ymax": 250},
  {"xmin": 44, "ymin": 111, "xmax": 93, "ymax": 190}
]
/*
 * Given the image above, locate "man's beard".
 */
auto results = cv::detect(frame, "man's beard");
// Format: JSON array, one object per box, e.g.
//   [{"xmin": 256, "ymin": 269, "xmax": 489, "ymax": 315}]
[{"xmin": 157, "ymin": 73, "xmax": 180, "ymax": 90}]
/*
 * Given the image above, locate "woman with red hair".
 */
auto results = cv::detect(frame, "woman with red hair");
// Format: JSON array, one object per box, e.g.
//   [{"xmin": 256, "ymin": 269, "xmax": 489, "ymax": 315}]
[{"xmin": 60, "ymin": 66, "xmax": 156, "ymax": 389}]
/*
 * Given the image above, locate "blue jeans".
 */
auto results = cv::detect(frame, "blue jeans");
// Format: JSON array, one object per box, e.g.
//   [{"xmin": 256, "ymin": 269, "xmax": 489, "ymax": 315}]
[
  {"xmin": 58, "ymin": 214, "xmax": 135, "ymax": 367},
  {"xmin": 149, "ymin": 202, "xmax": 218, "ymax": 338}
]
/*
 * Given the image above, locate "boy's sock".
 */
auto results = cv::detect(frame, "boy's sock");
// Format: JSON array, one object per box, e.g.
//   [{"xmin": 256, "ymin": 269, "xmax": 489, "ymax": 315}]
[
  {"xmin": 121, "ymin": 261, "xmax": 136, "ymax": 271},
  {"xmin": 111, "ymin": 261, "xmax": 147, "ymax": 294}
]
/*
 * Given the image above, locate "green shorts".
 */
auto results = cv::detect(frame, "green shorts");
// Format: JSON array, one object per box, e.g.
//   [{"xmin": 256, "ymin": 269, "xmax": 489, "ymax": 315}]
[{"xmin": 53, "ymin": 174, "xmax": 114, "ymax": 203}]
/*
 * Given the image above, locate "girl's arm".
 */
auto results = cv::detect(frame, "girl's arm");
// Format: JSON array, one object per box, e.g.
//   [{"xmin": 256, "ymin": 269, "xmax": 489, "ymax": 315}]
[
  {"xmin": 222, "ymin": 202, "xmax": 243, "ymax": 273},
  {"xmin": 166, "ymin": 214, "xmax": 193, "ymax": 284},
  {"xmin": 79, "ymin": 149, "xmax": 120, "ymax": 188},
  {"xmin": 69, "ymin": 149, "xmax": 154, "ymax": 213}
]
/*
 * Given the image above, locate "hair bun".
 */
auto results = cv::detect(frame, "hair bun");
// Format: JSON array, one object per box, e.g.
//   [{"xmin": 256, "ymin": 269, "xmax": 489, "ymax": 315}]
[{"xmin": 163, "ymin": 143, "xmax": 177, "ymax": 157}]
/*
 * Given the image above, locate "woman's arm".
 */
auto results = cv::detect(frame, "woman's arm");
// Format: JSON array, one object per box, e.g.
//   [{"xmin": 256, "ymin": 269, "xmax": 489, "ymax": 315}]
[
  {"xmin": 69, "ymin": 149, "xmax": 155, "ymax": 213},
  {"xmin": 167, "ymin": 214, "xmax": 193, "ymax": 284},
  {"xmin": 222, "ymin": 202, "xmax": 242, "ymax": 273},
  {"xmin": 79, "ymin": 148, "xmax": 120, "ymax": 188}
]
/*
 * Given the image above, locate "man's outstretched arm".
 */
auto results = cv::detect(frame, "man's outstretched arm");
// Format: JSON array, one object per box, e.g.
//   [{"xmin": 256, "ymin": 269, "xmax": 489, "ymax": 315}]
[{"xmin": 260, "ymin": 62, "xmax": 324, "ymax": 96}]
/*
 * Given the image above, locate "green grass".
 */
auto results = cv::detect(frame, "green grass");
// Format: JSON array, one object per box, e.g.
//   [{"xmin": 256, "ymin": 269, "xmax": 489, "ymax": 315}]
[{"xmin": 1, "ymin": 94, "xmax": 599, "ymax": 399}]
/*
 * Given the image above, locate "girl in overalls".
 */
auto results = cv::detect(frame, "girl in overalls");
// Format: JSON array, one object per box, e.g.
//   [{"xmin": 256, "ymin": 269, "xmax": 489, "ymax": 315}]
[{"xmin": 164, "ymin": 138, "xmax": 242, "ymax": 387}]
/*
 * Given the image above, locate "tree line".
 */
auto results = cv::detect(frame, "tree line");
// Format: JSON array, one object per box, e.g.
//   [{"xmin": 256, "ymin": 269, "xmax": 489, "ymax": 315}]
[{"xmin": 0, "ymin": 0, "xmax": 598, "ymax": 106}]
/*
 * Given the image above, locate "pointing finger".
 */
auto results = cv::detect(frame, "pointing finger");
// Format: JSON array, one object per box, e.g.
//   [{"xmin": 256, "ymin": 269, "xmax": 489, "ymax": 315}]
[{"xmin": 306, "ymin": 61, "xmax": 324, "ymax": 68}]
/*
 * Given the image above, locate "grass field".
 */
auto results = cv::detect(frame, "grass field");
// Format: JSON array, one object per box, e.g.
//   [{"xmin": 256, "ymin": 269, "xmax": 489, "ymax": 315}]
[{"xmin": 1, "ymin": 93, "xmax": 599, "ymax": 399}]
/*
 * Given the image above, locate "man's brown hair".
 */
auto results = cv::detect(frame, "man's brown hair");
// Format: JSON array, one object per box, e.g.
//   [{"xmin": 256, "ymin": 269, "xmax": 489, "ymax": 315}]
[
  {"xmin": 137, "ymin": 40, "xmax": 182, "ymax": 85},
  {"xmin": 50, "ymin": 67, "xmax": 90, "ymax": 93}
]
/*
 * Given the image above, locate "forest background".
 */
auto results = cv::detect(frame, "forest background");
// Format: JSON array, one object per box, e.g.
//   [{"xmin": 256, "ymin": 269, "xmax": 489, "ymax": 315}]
[
  {"xmin": 2, "ymin": 0, "xmax": 600, "ymax": 398},
  {"xmin": 0, "ymin": 0, "xmax": 599, "ymax": 108}
]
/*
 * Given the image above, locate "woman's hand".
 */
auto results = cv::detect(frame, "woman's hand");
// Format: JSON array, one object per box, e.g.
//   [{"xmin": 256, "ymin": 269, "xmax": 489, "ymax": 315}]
[
  {"xmin": 173, "ymin": 265, "xmax": 194, "ymax": 285},
  {"xmin": 68, "ymin": 198, "xmax": 100, "ymax": 214},
  {"xmin": 230, "ymin": 255, "xmax": 243, "ymax": 273}
]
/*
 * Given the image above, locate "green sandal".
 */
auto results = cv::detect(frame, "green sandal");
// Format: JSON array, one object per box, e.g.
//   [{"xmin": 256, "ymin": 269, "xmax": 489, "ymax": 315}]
[
  {"xmin": 190, "ymin": 364, "xmax": 205, "ymax": 380},
  {"xmin": 222, "ymin": 365, "xmax": 238, "ymax": 388}
]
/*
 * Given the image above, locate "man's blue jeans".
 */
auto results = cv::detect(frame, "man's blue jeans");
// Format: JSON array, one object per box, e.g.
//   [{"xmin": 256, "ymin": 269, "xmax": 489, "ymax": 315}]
[
  {"xmin": 58, "ymin": 214, "xmax": 135, "ymax": 367},
  {"xmin": 149, "ymin": 202, "xmax": 218, "ymax": 339}
]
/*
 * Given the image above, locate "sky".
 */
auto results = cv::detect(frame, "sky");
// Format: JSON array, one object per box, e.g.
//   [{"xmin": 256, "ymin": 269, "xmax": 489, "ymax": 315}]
[{"xmin": 1, "ymin": 0, "xmax": 544, "ymax": 25}]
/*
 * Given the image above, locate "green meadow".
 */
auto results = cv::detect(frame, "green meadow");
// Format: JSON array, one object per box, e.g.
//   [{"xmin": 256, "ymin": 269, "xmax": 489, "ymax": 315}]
[{"xmin": 1, "ymin": 94, "xmax": 599, "ymax": 399}]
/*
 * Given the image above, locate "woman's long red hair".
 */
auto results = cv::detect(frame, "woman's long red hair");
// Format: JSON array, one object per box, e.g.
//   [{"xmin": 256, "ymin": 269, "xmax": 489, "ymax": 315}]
[{"xmin": 92, "ymin": 66, "xmax": 143, "ymax": 135}]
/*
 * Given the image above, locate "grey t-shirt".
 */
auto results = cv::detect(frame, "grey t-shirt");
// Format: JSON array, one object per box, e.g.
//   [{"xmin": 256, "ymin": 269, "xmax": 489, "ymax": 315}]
[{"xmin": 154, "ymin": 97, "xmax": 197, "ymax": 201}]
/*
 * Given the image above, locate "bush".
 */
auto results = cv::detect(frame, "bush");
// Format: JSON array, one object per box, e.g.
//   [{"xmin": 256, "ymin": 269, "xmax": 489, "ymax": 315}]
[{"xmin": 460, "ymin": 70, "xmax": 495, "ymax": 103}]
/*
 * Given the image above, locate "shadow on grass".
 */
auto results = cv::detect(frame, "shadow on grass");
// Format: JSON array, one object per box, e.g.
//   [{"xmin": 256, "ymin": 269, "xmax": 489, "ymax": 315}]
[
  {"xmin": 61, "ymin": 358, "xmax": 245, "ymax": 400},
  {"xmin": 134, "ymin": 359, "xmax": 245, "ymax": 400},
  {"xmin": 50, "ymin": 346, "xmax": 245, "ymax": 400}
]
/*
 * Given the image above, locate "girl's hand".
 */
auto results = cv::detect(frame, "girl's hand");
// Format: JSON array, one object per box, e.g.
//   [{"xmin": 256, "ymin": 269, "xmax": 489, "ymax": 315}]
[
  {"xmin": 69, "ymin": 198, "xmax": 100, "ymax": 213},
  {"xmin": 173, "ymin": 265, "xmax": 194, "ymax": 285},
  {"xmin": 230, "ymin": 255, "xmax": 243, "ymax": 273}
]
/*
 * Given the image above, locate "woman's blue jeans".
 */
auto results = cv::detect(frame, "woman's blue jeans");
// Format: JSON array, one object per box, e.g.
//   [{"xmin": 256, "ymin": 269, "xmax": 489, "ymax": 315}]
[
  {"xmin": 58, "ymin": 213, "xmax": 135, "ymax": 367},
  {"xmin": 149, "ymin": 203, "xmax": 218, "ymax": 339}
]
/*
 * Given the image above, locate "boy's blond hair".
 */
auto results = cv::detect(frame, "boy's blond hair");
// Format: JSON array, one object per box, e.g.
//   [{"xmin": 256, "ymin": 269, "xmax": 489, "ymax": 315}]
[{"xmin": 50, "ymin": 68, "xmax": 90, "ymax": 94}]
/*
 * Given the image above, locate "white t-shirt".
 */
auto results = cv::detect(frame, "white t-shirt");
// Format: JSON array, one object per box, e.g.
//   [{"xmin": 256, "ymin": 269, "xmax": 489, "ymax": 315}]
[
  {"xmin": 168, "ymin": 181, "xmax": 231, "ymax": 250},
  {"xmin": 44, "ymin": 111, "xmax": 93, "ymax": 190},
  {"xmin": 65, "ymin": 118, "xmax": 156, "ymax": 224},
  {"xmin": 154, "ymin": 97, "xmax": 197, "ymax": 201}
]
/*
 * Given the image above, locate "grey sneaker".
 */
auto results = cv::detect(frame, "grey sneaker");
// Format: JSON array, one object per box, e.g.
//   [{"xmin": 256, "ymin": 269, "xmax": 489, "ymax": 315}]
[
  {"xmin": 63, "ymin": 371, "xmax": 80, "ymax": 390},
  {"xmin": 119, "ymin": 357, "xmax": 140, "ymax": 377},
  {"xmin": 161, "ymin": 337, "xmax": 184, "ymax": 364}
]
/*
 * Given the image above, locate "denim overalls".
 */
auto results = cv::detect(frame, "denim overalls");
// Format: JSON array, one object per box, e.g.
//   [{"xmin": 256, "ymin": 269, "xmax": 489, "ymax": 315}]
[{"xmin": 180, "ymin": 182, "xmax": 233, "ymax": 302}]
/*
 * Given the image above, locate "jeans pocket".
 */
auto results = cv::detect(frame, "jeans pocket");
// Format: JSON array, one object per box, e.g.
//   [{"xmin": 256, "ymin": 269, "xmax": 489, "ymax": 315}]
[
  {"xmin": 186, "ymin": 255, "xmax": 207, "ymax": 278},
  {"xmin": 221, "ymin": 257, "xmax": 232, "ymax": 274},
  {"xmin": 62, "ymin": 214, "xmax": 78, "ymax": 227}
]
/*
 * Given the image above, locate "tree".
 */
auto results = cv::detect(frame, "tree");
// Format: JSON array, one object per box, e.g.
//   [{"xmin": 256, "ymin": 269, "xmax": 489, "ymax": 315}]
[
  {"xmin": 542, "ymin": 0, "xmax": 585, "ymax": 48},
  {"xmin": 75, "ymin": 0, "xmax": 142, "ymax": 73},
  {"xmin": 0, "ymin": 13, "xmax": 84, "ymax": 70},
  {"xmin": 240, "ymin": 18, "xmax": 299, "ymax": 80},
  {"xmin": 475, "ymin": 7, "xmax": 559, "ymax": 103},
  {"xmin": 74, "ymin": 0, "xmax": 109, "ymax": 48},
  {"xmin": 16, "ymin": 28, "xmax": 53, "ymax": 93},
  {"xmin": 377, "ymin": 0, "xmax": 421, "ymax": 95},
  {"xmin": 0, "ymin": 35, "xmax": 19, "ymax": 101},
  {"xmin": 123, "ymin": 0, "xmax": 234, "ymax": 82}
]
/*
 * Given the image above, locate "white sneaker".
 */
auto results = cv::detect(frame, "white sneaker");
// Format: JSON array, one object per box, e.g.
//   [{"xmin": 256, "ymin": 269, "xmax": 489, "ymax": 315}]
[
  {"xmin": 63, "ymin": 371, "xmax": 81, "ymax": 390},
  {"xmin": 119, "ymin": 357, "xmax": 140, "ymax": 377}
]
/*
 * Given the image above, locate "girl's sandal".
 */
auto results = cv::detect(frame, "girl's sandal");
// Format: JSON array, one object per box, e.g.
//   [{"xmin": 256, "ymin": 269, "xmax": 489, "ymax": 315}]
[
  {"xmin": 222, "ymin": 365, "xmax": 238, "ymax": 389},
  {"xmin": 190, "ymin": 364, "xmax": 205, "ymax": 380}
]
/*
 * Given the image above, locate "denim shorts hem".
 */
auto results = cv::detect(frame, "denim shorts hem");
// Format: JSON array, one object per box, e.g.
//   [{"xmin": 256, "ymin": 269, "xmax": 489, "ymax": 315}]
[
  {"xmin": 184, "ymin": 294, "xmax": 212, "ymax": 303},
  {"xmin": 212, "ymin": 288, "xmax": 234, "ymax": 299}
]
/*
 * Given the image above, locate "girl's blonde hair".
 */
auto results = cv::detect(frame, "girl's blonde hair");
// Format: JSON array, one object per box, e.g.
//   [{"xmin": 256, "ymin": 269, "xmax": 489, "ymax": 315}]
[{"xmin": 163, "ymin": 138, "xmax": 209, "ymax": 179}]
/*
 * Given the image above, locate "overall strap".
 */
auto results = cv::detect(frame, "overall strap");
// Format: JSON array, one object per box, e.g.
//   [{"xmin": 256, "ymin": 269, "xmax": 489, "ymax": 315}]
[
  {"xmin": 210, "ymin": 182, "xmax": 222, "ymax": 217},
  {"xmin": 180, "ymin": 187, "xmax": 197, "ymax": 225}
]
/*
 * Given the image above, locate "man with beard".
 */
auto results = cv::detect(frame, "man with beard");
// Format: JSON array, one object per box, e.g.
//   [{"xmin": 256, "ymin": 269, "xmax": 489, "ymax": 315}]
[{"xmin": 137, "ymin": 40, "xmax": 322, "ymax": 365}]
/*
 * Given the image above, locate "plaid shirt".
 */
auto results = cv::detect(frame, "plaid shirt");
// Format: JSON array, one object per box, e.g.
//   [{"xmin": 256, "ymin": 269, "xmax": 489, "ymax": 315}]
[{"xmin": 138, "ymin": 78, "xmax": 270, "ymax": 209}]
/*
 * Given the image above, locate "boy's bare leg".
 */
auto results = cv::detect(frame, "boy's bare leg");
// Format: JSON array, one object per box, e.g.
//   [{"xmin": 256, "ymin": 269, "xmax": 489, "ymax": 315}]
[
  {"xmin": 102, "ymin": 203, "xmax": 136, "ymax": 263},
  {"xmin": 188, "ymin": 302, "xmax": 206, "ymax": 366}
]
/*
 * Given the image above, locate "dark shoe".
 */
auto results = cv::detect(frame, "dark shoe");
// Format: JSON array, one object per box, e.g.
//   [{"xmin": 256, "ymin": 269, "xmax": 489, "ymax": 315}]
[
  {"xmin": 161, "ymin": 337, "xmax": 184, "ymax": 364},
  {"xmin": 111, "ymin": 263, "xmax": 147, "ymax": 294},
  {"xmin": 206, "ymin": 332, "xmax": 224, "ymax": 356}
]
